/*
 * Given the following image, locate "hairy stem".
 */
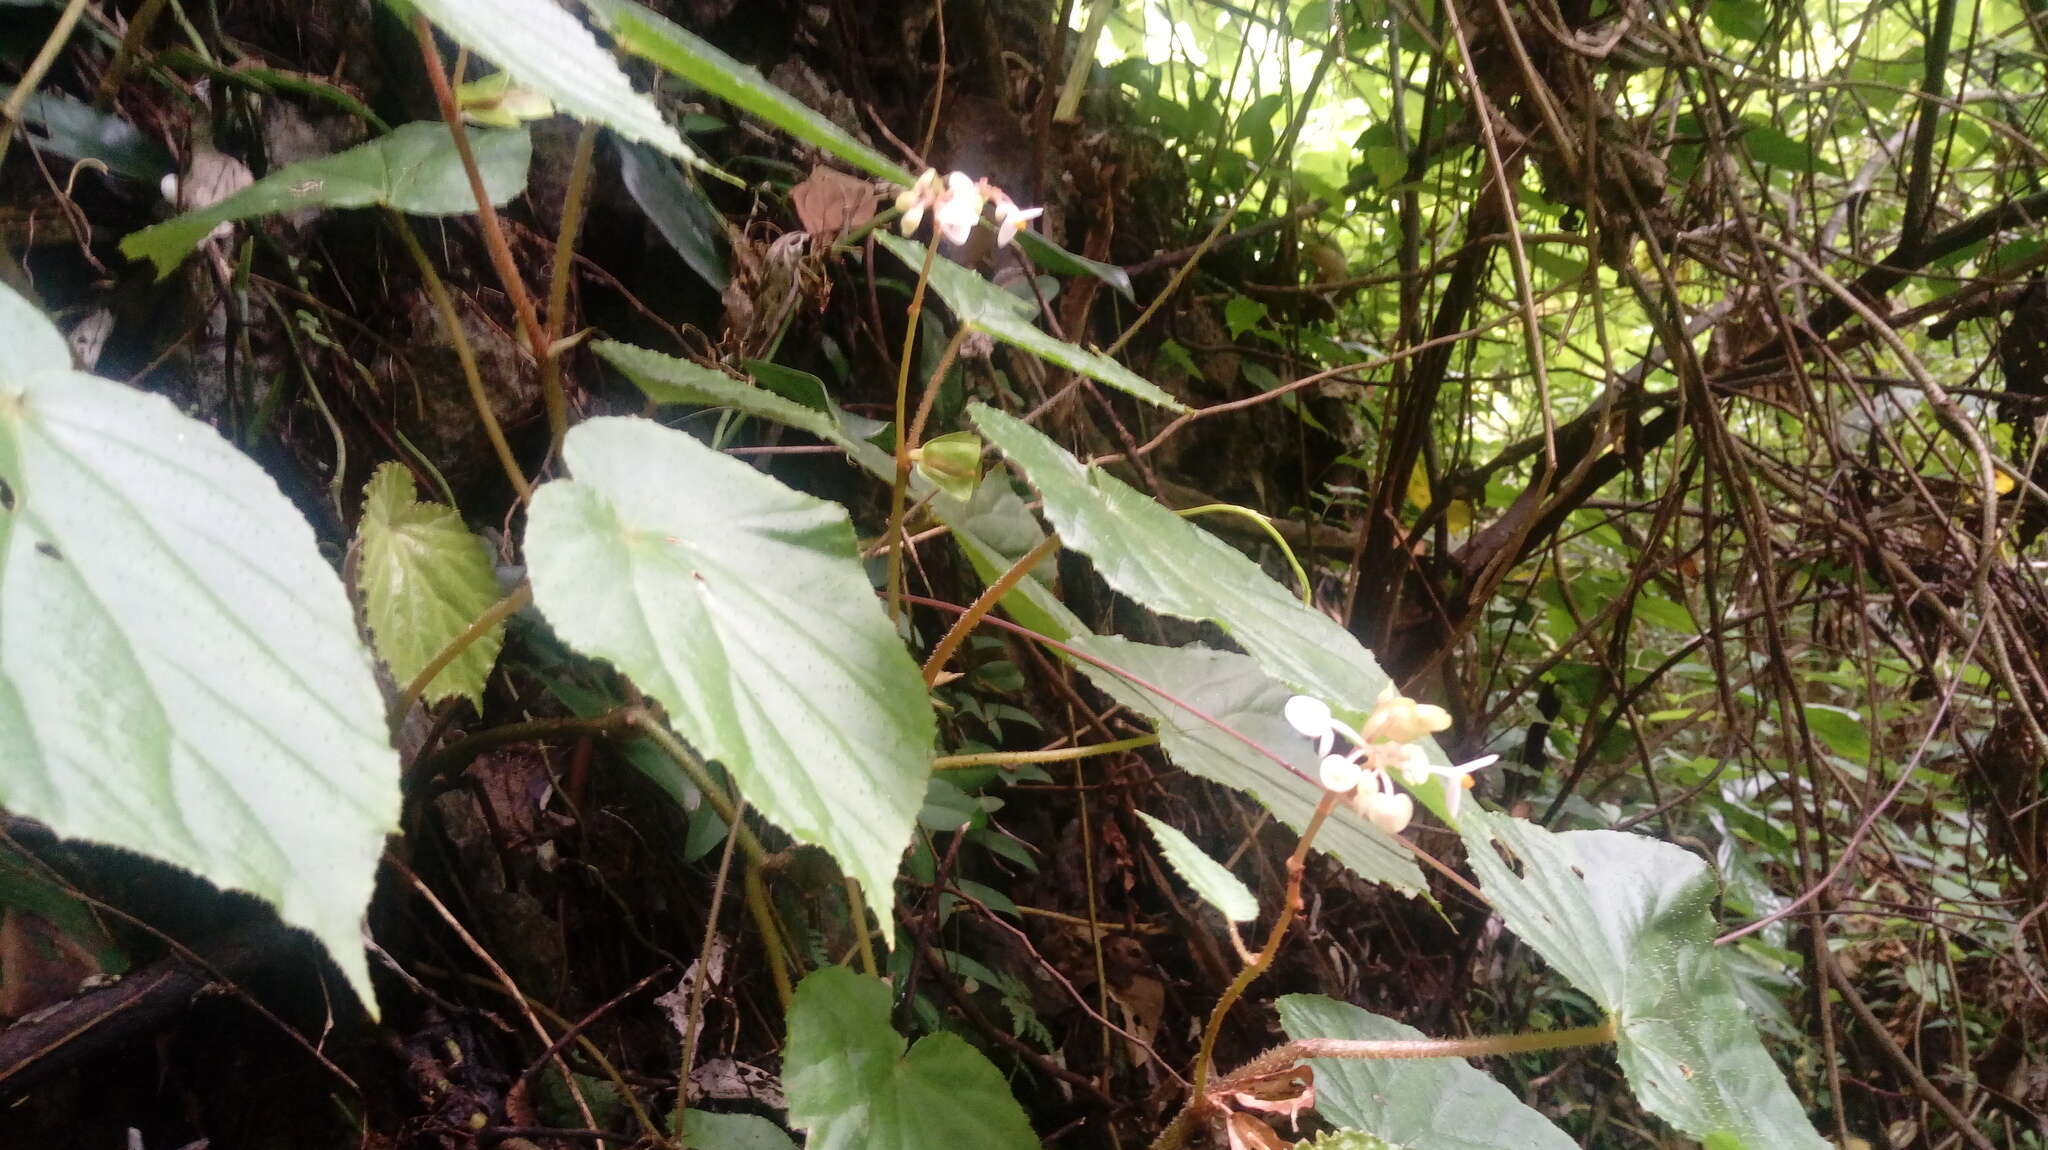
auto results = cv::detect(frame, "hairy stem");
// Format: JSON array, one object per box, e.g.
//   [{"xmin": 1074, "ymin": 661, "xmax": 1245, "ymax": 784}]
[{"xmin": 921, "ymin": 533, "xmax": 1061, "ymax": 685}]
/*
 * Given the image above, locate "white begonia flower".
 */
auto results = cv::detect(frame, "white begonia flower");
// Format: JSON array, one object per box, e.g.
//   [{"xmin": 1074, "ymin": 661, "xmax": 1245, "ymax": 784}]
[
  {"xmin": 1284, "ymin": 691, "xmax": 1494, "ymax": 834},
  {"xmin": 1359, "ymin": 684, "xmax": 1452, "ymax": 744},
  {"xmin": 1318, "ymin": 753, "xmax": 1364, "ymax": 793},
  {"xmin": 990, "ymin": 194, "xmax": 1044, "ymax": 247},
  {"xmin": 895, "ymin": 169, "xmax": 942, "ymax": 236},
  {"xmin": 1352, "ymin": 788, "xmax": 1415, "ymax": 836},
  {"xmin": 932, "ymin": 171, "xmax": 986, "ymax": 246}
]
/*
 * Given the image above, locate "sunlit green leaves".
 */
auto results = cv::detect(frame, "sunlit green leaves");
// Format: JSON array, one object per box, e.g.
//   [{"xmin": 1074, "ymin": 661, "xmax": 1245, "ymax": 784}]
[
  {"xmin": 0, "ymin": 283, "xmax": 399, "ymax": 1011},
  {"xmin": 405, "ymin": 0, "xmax": 693, "ymax": 162},
  {"xmin": 522, "ymin": 417, "xmax": 934, "ymax": 940},
  {"xmin": 354, "ymin": 463, "xmax": 504, "ymax": 710},
  {"xmin": 121, "ymin": 122, "xmax": 530, "ymax": 277},
  {"xmin": 876, "ymin": 235, "xmax": 1184, "ymax": 410},
  {"xmin": 1459, "ymin": 811, "xmax": 1828, "ymax": 1149},
  {"xmin": 1136, "ymin": 811, "xmax": 1258, "ymax": 921},
  {"xmin": 1278, "ymin": 995, "xmax": 1579, "ymax": 1150},
  {"xmin": 785, "ymin": 966, "xmax": 1037, "ymax": 1150},
  {"xmin": 971, "ymin": 404, "xmax": 1399, "ymax": 725}
]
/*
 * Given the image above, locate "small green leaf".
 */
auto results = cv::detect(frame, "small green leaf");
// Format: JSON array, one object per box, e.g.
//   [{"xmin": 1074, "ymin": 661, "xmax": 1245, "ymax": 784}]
[
  {"xmin": 618, "ymin": 141, "xmax": 731, "ymax": 291},
  {"xmin": 404, "ymin": 0, "xmax": 694, "ymax": 164},
  {"xmin": 120, "ymin": 122, "xmax": 531, "ymax": 278},
  {"xmin": 597, "ymin": 341, "xmax": 838, "ymax": 439},
  {"xmin": 0, "ymin": 282, "xmax": 400, "ymax": 1012},
  {"xmin": 1278, "ymin": 994, "xmax": 1578, "ymax": 1150},
  {"xmin": 678, "ymin": 1110, "xmax": 797, "ymax": 1150},
  {"xmin": 1459, "ymin": 811, "xmax": 1828, "ymax": 1149},
  {"xmin": 354, "ymin": 462, "xmax": 504, "ymax": 710},
  {"xmin": 877, "ymin": 234, "xmax": 1185, "ymax": 411},
  {"xmin": 1225, "ymin": 294, "xmax": 1269, "ymax": 338},
  {"xmin": 784, "ymin": 966, "xmax": 1037, "ymax": 1150},
  {"xmin": 2, "ymin": 85, "xmax": 171, "ymax": 183},
  {"xmin": 1136, "ymin": 811, "xmax": 1258, "ymax": 921},
  {"xmin": 1801, "ymin": 703, "xmax": 1869, "ymax": 762},
  {"xmin": 523, "ymin": 418, "xmax": 935, "ymax": 942},
  {"xmin": 1707, "ymin": 0, "xmax": 1769, "ymax": 41}
]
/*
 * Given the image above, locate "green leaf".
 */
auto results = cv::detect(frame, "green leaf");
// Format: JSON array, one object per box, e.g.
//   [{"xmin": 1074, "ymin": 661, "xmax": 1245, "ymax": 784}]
[
  {"xmin": 354, "ymin": 462, "xmax": 504, "ymax": 710},
  {"xmin": 404, "ymin": 0, "xmax": 693, "ymax": 163},
  {"xmin": 1225, "ymin": 294, "xmax": 1269, "ymax": 338},
  {"xmin": 971, "ymin": 404, "xmax": 1409, "ymax": 737},
  {"xmin": 120, "ymin": 121, "xmax": 531, "ymax": 278},
  {"xmin": 1739, "ymin": 121, "xmax": 1841, "ymax": 176},
  {"xmin": 0, "ymin": 282, "xmax": 399, "ymax": 1012},
  {"xmin": 1277, "ymin": 994, "xmax": 1579, "ymax": 1150},
  {"xmin": 1068, "ymin": 636, "xmax": 1424, "ymax": 894},
  {"xmin": 1801, "ymin": 703, "xmax": 1870, "ymax": 762},
  {"xmin": 523, "ymin": 417, "xmax": 935, "ymax": 942},
  {"xmin": 1459, "ymin": 811, "xmax": 1827, "ymax": 1149},
  {"xmin": 1136, "ymin": 811, "xmax": 1258, "ymax": 921},
  {"xmin": 679, "ymin": 1110, "xmax": 797, "ymax": 1150},
  {"xmin": 784, "ymin": 966, "xmax": 1037, "ymax": 1150},
  {"xmin": 2, "ymin": 85, "xmax": 171, "ymax": 183},
  {"xmin": 618, "ymin": 140, "xmax": 731, "ymax": 292},
  {"xmin": 597, "ymin": 341, "xmax": 839, "ymax": 439},
  {"xmin": 583, "ymin": 0, "xmax": 912, "ymax": 184},
  {"xmin": 1707, "ymin": 0, "xmax": 1769, "ymax": 41},
  {"xmin": 877, "ymin": 234, "xmax": 1185, "ymax": 411},
  {"xmin": 1012, "ymin": 230, "xmax": 1135, "ymax": 300}
]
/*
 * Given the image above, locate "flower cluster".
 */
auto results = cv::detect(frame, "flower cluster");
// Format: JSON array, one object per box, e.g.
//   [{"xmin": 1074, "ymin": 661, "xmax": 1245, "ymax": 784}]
[
  {"xmin": 894, "ymin": 169, "xmax": 1044, "ymax": 248},
  {"xmin": 1283, "ymin": 689, "xmax": 1498, "ymax": 835}
]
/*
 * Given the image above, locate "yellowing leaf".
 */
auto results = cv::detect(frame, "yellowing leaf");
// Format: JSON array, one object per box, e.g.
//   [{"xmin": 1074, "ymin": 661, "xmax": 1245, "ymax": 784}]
[{"xmin": 354, "ymin": 463, "xmax": 505, "ymax": 710}]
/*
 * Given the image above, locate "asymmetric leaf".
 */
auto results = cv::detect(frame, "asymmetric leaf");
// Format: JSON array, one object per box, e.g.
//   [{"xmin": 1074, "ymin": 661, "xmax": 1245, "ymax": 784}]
[
  {"xmin": 354, "ymin": 463, "xmax": 504, "ymax": 710},
  {"xmin": 785, "ymin": 966, "xmax": 1037, "ymax": 1150},
  {"xmin": 0, "ymin": 283, "xmax": 400, "ymax": 1011},
  {"xmin": 1068, "ymin": 636, "xmax": 1424, "ymax": 894},
  {"xmin": 1277, "ymin": 995, "xmax": 1579, "ymax": 1150},
  {"xmin": 1136, "ymin": 811, "xmax": 1259, "ymax": 922},
  {"xmin": 523, "ymin": 418, "xmax": 934, "ymax": 942},
  {"xmin": 406, "ymin": 0, "xmax": 692, "ymax": 162},
  {"xmin": 878, "ymin": 235, "xmax": 1184, "ymax": 410},
  {"xmin": 121, "ymin": 122, "xmax": 531, "ymax": 277},
  {"xmin": 972, "ymin": 403, "xmax": 1468, "ymax": 821},
  {"xmin": 1459, "ymin": 811, "xmax": 1827, "ymax": 1149}
]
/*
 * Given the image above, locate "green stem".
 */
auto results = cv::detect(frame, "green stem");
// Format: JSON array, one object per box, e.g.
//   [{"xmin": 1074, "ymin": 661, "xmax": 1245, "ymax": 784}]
[
  {"xmin": 921, "ymin": 533, "xmax": 1061, "ymax": 685},
  {"xmin": 845, "ymin": 874, "xmax": 878, "ymax": 977},
  {"xmin": 885, "ymin": 241, "xmax": 941, "ymax": 623},
  {"xmin": 631, "ymin": 713, "xmax": 795, "ymax": 1010},
  {"xmin": 1176, "ymin": 503, "xmax": 1311, "ymax": 604},
  {"xmin": 394, "ymin": 582, "xmax": 531, "ymax": 719},
  {"xmin": 388, "ymin": 212, "xmax": 531, "ymax": 502},
  {"xmin": 932, "ymin": 734, "xmax": 1157, "ymax": 770},
  {"xmin": 538, "ymin": 121, "xmax": 599, "ymax": 465}
]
